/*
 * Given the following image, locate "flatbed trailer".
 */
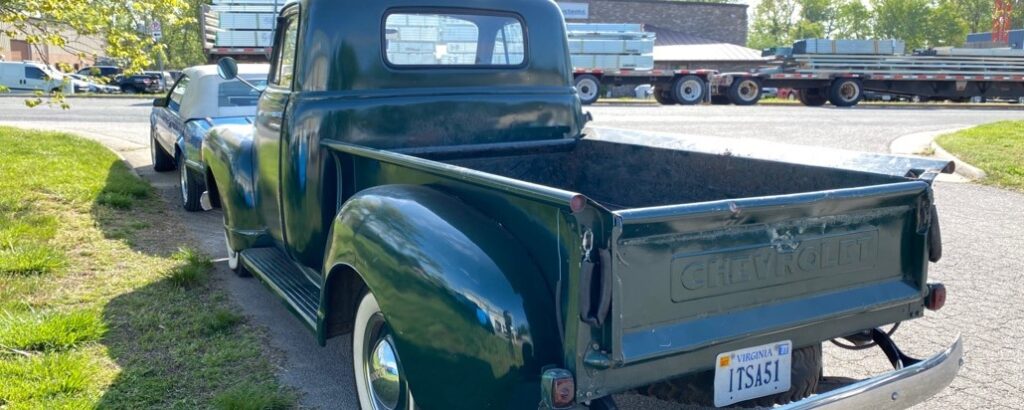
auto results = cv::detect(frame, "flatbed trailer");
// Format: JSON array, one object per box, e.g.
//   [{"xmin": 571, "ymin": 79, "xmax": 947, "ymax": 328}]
[
  {"xmin": 719, "ymin": 53, "xmax": 1024, "ymax": 107},
  {"xmin": 573, "ymin": 68, "xmax": 765, "ymax": 106}
]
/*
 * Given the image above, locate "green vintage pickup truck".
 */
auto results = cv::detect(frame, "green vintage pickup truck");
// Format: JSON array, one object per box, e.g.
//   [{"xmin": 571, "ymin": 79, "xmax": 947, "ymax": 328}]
[{"xmin": 201, "ymin": 0, "xmax": 962, "ymax": 408}]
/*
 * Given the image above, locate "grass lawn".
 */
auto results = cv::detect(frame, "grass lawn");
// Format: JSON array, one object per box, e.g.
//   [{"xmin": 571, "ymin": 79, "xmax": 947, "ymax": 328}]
[
  {"xmin": 936, "ymin": 121, "xmax": 1024, "ymax": 191},
  {"xmin": 0, "ymin": 126, "xmax": 295, "ymax": 409}
]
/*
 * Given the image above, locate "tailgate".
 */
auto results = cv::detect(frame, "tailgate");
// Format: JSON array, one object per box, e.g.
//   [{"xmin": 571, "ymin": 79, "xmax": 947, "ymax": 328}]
[{"xmin": 602, "ymin": 181, "xmax": 932, "ymax": 373}]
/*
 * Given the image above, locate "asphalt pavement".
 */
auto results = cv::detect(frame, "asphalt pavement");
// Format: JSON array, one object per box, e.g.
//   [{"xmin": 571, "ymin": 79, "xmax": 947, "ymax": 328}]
[{"xmin": 1, "ymin": 97, "xmax": 1022, "ymax": 409}]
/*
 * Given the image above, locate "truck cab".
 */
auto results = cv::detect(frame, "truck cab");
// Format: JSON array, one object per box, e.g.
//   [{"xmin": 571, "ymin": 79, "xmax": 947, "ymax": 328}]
[{"xmin": 203, "ymin": 0, "xmax": 962, "ymax": 408}]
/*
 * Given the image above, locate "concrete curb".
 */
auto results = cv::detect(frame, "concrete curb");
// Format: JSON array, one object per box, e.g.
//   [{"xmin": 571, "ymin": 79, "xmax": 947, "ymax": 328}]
[{"xmin": 889, "ymin": 127, "xmax": 987, "ymax": 181}]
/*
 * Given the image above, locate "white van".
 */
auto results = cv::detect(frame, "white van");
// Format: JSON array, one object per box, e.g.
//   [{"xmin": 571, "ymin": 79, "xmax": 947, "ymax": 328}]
[{"xmin": 0, "ymin": 61, "xmax": 65, "ymax": 92}]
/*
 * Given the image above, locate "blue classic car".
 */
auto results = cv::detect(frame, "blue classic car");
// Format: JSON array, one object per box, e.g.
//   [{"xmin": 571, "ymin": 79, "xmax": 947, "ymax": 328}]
[{"xmin": 150, "ymin": 64, "xmax": 269, "ymax": 211}]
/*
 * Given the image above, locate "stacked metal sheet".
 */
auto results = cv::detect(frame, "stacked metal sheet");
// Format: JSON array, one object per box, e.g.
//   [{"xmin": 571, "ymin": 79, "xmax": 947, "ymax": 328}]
[
  {"xmin": 793, "ymin": 39, "xmax": 906, "ymax": 56},
  {"xmin": 566, "ymin": 23, "xmax": 655, "ymax": 71},
  {"xmin": 210, "ymin": 0, "xmax": 283, "ymax": 48}
]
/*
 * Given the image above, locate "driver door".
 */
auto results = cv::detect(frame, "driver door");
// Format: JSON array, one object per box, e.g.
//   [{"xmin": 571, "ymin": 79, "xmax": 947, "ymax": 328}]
[{"xmin": 253, "ymin": 7, "xmax": 299, "ymax": 247}]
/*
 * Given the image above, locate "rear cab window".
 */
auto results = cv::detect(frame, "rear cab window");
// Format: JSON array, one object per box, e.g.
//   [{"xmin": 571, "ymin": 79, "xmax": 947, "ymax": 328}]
[{"xmin": 383, "ymin": 11, "xmax": 526, "ymax": 67}]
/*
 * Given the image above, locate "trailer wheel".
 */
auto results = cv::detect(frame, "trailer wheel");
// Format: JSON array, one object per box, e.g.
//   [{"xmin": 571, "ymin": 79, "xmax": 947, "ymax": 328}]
[
  {"xmin": 653, "ymin": 89, "xmax": 676, "ymax": 105},
  {"xmin": 638, "ymin": 343, "xmax": 821, "ymax": 408},
  {"xmin": 829, "ymin": 78, "xmax": 863, "ymax": 107},
  {"xmin": 575, "ymin": 75, "xmax": 601, "ymax": 105},
  {"xmin": 798, "ymin": 89, "xmax": 829, "ymax": 107},
  {"xmin": 727, "ymin": 78, "xmax": 762, "ymax": 106},
  {"xmin": 672, "ymin": 75, "xmax": 706, "ymax": 105}
]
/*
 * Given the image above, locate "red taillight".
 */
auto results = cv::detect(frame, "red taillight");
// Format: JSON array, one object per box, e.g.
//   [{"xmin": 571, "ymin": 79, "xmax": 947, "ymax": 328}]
[
  {"xmin": 926, "ymin": 283, "xmax": 946, "ymax": 311},
  {"xmin": 542, "ymin": 368, "xmax": 575, "ymax": 408}
]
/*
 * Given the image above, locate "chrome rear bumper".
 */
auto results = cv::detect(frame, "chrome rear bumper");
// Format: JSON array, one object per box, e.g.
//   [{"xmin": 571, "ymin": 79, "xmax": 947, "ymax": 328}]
[{"xmin": 782, "ymin": 335, "xmax": 963, "ymax": 410}]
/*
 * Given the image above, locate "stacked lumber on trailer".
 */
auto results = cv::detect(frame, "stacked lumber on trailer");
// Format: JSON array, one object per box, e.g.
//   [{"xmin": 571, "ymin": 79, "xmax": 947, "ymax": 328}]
[{"xmin": 566, "ymin": 23, "xmax": 655, "ymax": 71}]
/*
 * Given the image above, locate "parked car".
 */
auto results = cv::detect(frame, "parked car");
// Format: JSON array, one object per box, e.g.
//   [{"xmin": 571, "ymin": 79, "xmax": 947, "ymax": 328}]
[
  {"xmin": 115, "ymin": 71, "xmax": 163, "ymax": 93},
  {"xmin": 150, "ymin": 64, "xmax": 269, "ymax": 211},
  {"xmin": 0, "ymin": 61, "xmax": 66, "ymax": 92},
  {"xmin": 204, "ymin": 1, "xmax": 962, "ymax": 409},
  {"xmin": 67, "ymin": 73, "xmax": 120, "ymax": 93},
  {"xmin": 76, "ymin": 65, "xmax": 122, "ymax": 78}
]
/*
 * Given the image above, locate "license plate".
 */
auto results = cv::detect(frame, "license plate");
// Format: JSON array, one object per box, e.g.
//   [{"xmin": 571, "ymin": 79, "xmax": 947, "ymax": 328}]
[{"xmin": 713, "ymin": 340, "xmax": 792, "ymax": 408}]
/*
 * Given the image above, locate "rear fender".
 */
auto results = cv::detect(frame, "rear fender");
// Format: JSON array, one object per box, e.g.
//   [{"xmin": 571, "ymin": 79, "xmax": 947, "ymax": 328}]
[
  {"xmin": 202, "ymin": 124, "xmax": 266, "ymax": 249},
  {"xmin": 321, "ymin": 185, "xmax": 561, "ymax": 410}
]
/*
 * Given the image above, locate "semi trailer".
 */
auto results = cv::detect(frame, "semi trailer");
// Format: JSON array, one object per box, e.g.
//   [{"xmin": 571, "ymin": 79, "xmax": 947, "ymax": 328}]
[
  {"xmin": 200, "ymin": 0, "xmax": 285, "ymax": 63},
  {"xmin": 715, "ymin": 39, "xmax": 1024, "ymax": 107},
  {"xmin": 569, "ymin": 24, "xmax": 763, "ymax": 106}
]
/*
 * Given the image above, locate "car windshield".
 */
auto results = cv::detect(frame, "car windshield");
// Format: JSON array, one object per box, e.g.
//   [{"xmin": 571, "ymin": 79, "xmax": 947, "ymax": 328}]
[{"xmin": 218, "ymin": 78, "xmax": 267, "ymax": 107}]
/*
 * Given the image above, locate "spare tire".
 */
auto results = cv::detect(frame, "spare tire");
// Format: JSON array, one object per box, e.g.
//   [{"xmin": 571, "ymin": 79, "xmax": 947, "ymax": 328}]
[{"xmin": 638, "ymin": 343, "xmax": 821, "ymax": 408}]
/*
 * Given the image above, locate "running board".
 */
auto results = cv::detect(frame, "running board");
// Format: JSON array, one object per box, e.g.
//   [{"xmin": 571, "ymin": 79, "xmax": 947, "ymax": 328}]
[{"xmin": 240, "ymin": 247, "xmax": 320, "ymax": 330}]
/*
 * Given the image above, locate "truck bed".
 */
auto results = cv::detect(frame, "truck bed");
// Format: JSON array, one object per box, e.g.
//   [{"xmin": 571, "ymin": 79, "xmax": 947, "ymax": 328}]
[
  {"xmin": 402, "ymin": 130, "xmax": 948, "ymax": 394},
  {"xmin": 439, "ymin": 138, "xmax": 905, "ymax": 211}
]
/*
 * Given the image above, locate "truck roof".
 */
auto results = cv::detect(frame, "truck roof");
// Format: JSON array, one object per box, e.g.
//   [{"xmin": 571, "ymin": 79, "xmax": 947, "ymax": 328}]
[
  {"xmin": 289, "ymin": 0, "xmax": 586, "ymax": 147},
  {"xmin": 295, "ymin": 0, "xmax": 573, "ymax": 92}
]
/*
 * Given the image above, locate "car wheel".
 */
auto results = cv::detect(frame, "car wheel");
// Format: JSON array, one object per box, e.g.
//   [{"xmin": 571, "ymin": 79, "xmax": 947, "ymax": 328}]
[
  {"xmin": 354, "ymin": 291, "xmax": 416, "ymax": 410},
  {"xmin": 224, "ymin": 231, "xmax": 250, "ymax": 277},
  {"xmin": 574, "ymin": 74, "xmax": 601, "ymax": 105},
  {"xmin": 727, "ymin": 78, "xmax": 762, "ymax": 106},
  {"xmin": 151, "ymin": 130, "xmax": 176, "ymax": 172},
  {"xmin": 179, "ymin": 160, "xmax": 205, "ymax": 212},
  {"xmin": 829, "ymin": 79, "xmax": 863, "ymax": 107},
  {"xmin": 638, "ymin": 343, "xmax": 821, "ymax": 408},
  {"xmin": 672, "ymin": 75, "xmax": 706, "ymax": 105}
]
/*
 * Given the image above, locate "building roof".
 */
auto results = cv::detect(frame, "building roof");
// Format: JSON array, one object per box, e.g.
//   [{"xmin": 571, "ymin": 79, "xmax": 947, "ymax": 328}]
[{"xmin": 648, "ymin": 25, "xmax": 767, "ymax": 62}]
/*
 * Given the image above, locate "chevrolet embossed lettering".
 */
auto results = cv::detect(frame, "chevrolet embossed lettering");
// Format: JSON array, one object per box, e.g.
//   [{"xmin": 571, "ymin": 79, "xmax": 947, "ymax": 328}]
[{"xmin": 671, "ymin": 230, "xmax": 878, "ymax": 302}]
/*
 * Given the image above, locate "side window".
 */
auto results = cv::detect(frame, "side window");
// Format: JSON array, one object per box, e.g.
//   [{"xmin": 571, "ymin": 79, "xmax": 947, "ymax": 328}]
[
  {"xmin": 169, "ymin": 76, "xmax": 190, "ymax": 112},
  {"xmin": 24, "ymin": 66, "xmax": 46, "ymax": 80},
  {"xmin": 271, "ymin": 15, "xmax": 299, "ymax": 88}
]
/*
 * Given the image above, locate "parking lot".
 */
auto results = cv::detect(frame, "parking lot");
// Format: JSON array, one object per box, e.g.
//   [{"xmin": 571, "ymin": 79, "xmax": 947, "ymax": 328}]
[{"xmin": 2, "ymin": 97, "xmax": 1022, "ymax": 409}]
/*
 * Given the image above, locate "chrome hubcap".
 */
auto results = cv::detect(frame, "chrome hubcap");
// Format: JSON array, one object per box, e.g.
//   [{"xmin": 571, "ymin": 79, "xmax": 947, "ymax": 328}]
[
  {"xmin": 577, "ymin": 79, "xmax": 598, "ymax": 101},
  {"xmin": 366, "ymin": 337, "xmax": 401, "ymax": 410},
  {"xmin": 840, "ymin": 83, "xmax": 859, "ymax": 101},
  {"xmin": 679, "ymin": 80, "xmax": 703, "ymax": 101},
  {"xmin": 738, "ymin": 80, "xmax": 759, "ymax": 101}
]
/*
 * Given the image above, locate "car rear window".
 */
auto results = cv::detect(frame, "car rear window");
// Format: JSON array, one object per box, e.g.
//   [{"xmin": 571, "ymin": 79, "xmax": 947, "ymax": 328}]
[
  {"xmin": 218, "ymin": 79, "xmax": 267, "ymax": 107},
  {"xmin": 383, "ymin": 11, "xmax": 526, "ymax": 67}
]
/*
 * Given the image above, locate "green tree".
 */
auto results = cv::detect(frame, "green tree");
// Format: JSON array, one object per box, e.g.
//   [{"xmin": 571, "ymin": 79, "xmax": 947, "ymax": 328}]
[
  {"xmin": 154, "ymin": 0, "xmax": 210, "ymax": 69},
  {"xmin": 834, "ymin": 0, "xmax": 873, "ymax": 39},
  {"xmin": 953, "ymin": 0, "xmax": 997, "ymax": 34},
  {"xmin": 749, "ymin": 0, "xmax": 800, "ymax": 49},
  {"xmin": 0, "ymin": 0, "xmax": 190, "ymax": 104},
  {"xmin": 871, "ymin": 0, "xmax": 933, "ymax": 49},
  {"xmin": 927, "ymin": 0, "xmax": 969, "ymax": 47}
]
